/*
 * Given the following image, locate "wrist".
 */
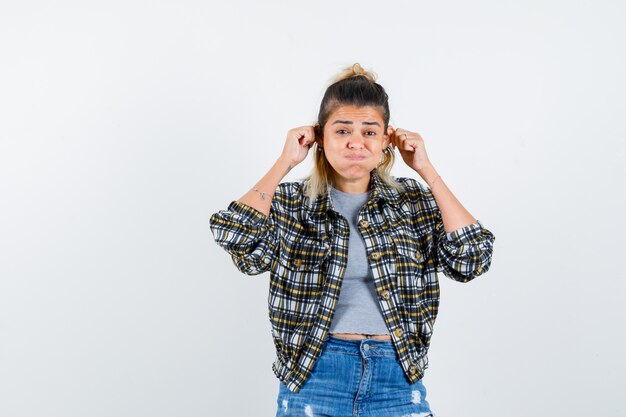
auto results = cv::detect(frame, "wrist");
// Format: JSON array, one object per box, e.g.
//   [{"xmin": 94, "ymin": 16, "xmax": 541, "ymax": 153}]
[
  {"xmin": 415, "ymin": 163, "xmax": 436, "ymax": 180},
  {"xmin": 275, "ymin": 156, "xmax": 296, "ymax": 174},
  {"xmin": 416, "ymin": 164, "xmax": 442, "ymax": 188}
]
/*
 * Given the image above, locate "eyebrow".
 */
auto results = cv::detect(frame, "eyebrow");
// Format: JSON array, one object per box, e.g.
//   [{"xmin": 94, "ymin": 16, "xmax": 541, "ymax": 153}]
[{"xmin": 332, "ymin": 120, "xmax": 381, "ymax": 127}]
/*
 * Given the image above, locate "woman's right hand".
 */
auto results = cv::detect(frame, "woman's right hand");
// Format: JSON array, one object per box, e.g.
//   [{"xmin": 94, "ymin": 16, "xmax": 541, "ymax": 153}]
[{"xmin": 279, "ymin": 125, "xmax": 317, "ymax": 167}]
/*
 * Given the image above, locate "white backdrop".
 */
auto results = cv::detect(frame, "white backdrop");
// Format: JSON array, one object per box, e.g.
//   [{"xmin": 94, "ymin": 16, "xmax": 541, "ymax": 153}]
[{"xmin": 1, "ymin": 1, "xmax": 624, "ymax": 416}]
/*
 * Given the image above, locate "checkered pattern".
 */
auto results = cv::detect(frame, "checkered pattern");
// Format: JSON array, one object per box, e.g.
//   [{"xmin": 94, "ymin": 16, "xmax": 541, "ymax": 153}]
[{"xmin": 209, "ymin": 169, "xmax": 496, "ymax": 393}]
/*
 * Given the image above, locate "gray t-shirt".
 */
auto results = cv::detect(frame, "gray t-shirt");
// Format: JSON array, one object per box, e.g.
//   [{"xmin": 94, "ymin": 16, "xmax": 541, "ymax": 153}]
[{"xmin": 327, "ymin": 186, "xmax": 389, "ymax": 335}]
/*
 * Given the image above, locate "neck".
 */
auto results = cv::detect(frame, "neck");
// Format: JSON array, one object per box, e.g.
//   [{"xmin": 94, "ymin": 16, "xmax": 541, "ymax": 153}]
[{"xmin": 332, "ymin": 174, "xmax": 370, "ymax": 194}]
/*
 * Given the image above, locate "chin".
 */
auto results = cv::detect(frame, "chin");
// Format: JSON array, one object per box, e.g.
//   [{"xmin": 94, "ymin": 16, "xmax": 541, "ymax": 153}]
[{"xmin": 334, "ymin": 166, "xmax": 375, "ymax": 181}]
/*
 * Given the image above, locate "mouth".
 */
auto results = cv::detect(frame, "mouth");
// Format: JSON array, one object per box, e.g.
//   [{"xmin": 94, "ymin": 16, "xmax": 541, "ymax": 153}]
[{"xmin": 345, "ymin": 155, "xmax": 366, "ymax": 161}]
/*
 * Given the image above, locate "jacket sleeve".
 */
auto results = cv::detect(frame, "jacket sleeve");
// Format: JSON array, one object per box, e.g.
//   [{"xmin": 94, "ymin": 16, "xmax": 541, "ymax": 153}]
[
  {"xmin": 209, "ymin": 200, "xmax": 278, "ymax": 275},
  {"xmin": 407, "ymin": 178, "xmax": 496, "ymax": 282},
  {"xmin": 434, "ymin": 217, "xmax": 496, "ymax": 282}
]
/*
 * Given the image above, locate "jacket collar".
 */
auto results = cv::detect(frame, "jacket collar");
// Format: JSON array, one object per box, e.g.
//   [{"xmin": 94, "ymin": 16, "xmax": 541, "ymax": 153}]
[{"xmin": 306, "ymin": 168, "xmax": 402, "ymax": 217}]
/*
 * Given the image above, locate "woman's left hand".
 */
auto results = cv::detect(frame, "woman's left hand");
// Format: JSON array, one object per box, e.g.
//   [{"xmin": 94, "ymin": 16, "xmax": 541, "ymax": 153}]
[{"xmin": 388, "ymin": 126, "xmax": 433, "ymax": 172}]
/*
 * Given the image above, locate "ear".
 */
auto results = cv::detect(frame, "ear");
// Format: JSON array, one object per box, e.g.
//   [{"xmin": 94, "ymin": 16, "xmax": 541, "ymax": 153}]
[
  {"xmin": 314, "ymin": 123, "xmax": 323, "ymax": 147},
  {"xmin": 383, "ymin": 125, "xmax": 393, "ymax": 148},
  {"xmin": 384, "ymin": 124, "xmax": 395, "ymax": 148}
]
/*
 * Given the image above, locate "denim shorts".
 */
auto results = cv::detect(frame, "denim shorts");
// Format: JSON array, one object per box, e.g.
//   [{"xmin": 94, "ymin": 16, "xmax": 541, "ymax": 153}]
[{"xmin": 275, "ymin": 334, "xmax": 435, "ymax": 417}]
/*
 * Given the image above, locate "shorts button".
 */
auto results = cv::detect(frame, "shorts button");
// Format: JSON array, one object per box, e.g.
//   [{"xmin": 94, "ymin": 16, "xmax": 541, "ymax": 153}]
[{"xmin": 363, "ymin": 344, "xmax": 370, "ymax": 351}]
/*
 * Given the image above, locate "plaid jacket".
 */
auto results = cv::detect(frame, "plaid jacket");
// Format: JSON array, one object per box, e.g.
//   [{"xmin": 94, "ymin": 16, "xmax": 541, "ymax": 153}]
[{"xmin": 209, "ymin": 169, "xmax": 496, "ymax": 393}]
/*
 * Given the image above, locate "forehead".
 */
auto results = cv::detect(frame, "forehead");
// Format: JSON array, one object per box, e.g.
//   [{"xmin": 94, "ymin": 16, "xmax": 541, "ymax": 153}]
[{"xmin": 328, "ymin": 105, "xmax": 384, "ymax": 124}]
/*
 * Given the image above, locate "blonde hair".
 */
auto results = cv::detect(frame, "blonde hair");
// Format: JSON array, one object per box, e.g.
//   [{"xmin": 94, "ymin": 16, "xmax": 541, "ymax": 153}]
[
  {"xmin": 330, "ymin": 62, "xmax": 378, "ymax": 84},
  {"xmin": 302, "ymin": 63, "xmax": 403, "ymax": 205}
]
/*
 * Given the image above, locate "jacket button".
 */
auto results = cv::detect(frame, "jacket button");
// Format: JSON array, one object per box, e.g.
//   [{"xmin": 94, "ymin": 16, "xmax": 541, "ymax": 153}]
[
  {"xmin": 394, "ymin": 327, "xmax": 403, "ymax": 337},
  {"xmin": 414, "ymin": 250, "xmax": 422, "ymax": 261},
  {"xmin": 409, "ymin": 365, "xmax": 417, "ymax": 375},
  {"xmin": 359, "ymin": 219, "xmax": 369, "ymax": 228},
  {"xmin": 380, "ymin": 290, "xmax": 390, "ymax": 300},
  {"xmin": 292, "ymin": 259, "xmax": 302, "ymax": 268},
  {"xmin": 370, "ymin": 252, "xmax": 382, "ymax": 261}
]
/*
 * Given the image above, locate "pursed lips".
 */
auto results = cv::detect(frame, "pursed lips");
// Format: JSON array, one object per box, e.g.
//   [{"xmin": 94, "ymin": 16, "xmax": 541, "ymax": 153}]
[{"xmin": 345, "ymin": 154, "xmax": 366, "ymax": 160}]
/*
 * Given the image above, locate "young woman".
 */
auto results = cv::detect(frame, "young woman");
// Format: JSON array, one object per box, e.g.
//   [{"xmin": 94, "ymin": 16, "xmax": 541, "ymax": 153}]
[{"xmin": 210, "ymin": 63, "xmax": 496, "ymax": 417}]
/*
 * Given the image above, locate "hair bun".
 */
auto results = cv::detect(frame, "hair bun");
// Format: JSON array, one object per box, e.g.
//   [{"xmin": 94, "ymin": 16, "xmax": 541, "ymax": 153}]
[{"xmin": 331, "ymin": 62, "xmax": 378, "ymax": 84}]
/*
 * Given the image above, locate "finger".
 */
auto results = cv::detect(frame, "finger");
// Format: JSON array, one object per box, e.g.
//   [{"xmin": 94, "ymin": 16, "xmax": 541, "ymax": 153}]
[
  {"xmin": 301, "ymin": 131, "xmax": 314, "ymax": 147},
  {"xmin": 303, "ymin": 136, "xmax": 318, "ymax": 148},
  {"xmin": 298, "ymin": 136, "xmax": 313, "ymax": 147},
  {"xmin": 305, "ymin": 126, "xmax": 317, "ymax": 145},
  {"xmin": 397, "ymin": 132, "xmax": 408, "ymax": 148},
  {"xmin": 305, "ymin": 130, "xmax": 317, "ymax": 147},
  {"xmin": 402, "ymin": 133, "xmax": 416, "ymax": 149},
  {"xmin": 402, "ymin": 138, "xmax": 418, "ymax": 152},
  {"xmin": 395, "ymin": 128, "xmax": 409, "ymax": 147},
  {"xmin": 293, "ymin": 127, "xmax": 313, "ymax": 144},
  {"xmin": 295, "ymin": 126, "xmax": 314, "ymax": 139}
]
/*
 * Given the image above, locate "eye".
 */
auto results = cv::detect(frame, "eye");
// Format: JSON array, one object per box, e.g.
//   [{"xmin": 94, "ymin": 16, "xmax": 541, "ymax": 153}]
[
  {"xmin": 336, "ymin": 129, "xmax": 349, "ymax": 135},
  {"xmin": 365, "ymin": 131, "xmax": 377, "ymax": 136}
]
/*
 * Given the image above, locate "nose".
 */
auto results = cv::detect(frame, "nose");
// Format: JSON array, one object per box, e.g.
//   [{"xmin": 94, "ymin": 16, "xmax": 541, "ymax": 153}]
[{"xmin": 348, "ymin": 133, "xmax": 365, "ymax": 149}]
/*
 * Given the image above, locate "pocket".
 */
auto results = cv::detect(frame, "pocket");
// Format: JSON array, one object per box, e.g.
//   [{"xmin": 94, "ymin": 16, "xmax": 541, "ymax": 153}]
[
  {"xmin": 277, "ymin": 237, "xmax": 330, "ymax": 273},
  {"xmin": 272, "ymin": 237, "xmax": 329, "ymax": 316},
  {"xmin": 393, "ymin": 235, "xmax": 426, "ymax": 267},
  {"xmin": 391, "ymin": 233, "xmax": 428, "ymax": 304},
  {"xmin": 391, "ymin": 229, "xmax": 434, "ymax": 263}
]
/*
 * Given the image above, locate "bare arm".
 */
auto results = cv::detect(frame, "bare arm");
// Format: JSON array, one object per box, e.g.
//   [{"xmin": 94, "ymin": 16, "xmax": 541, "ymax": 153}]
[
  {"xmin": 390, "ymin": 126, "xmax": 477, "ymax": 233},
  {"xmin": 237, "ymin": 157, "xmax": 294, "ymax": 217},
  {"xmin": 416, "ymin": 164, "xmax": 477, "ymax": 233},
  {"xmin": 388, "ymin": 126, "xmax": 495, "ymax": 281},
  {"xmin": 236, "ymin": 125, "xmax": 317, "ymax": 217}
]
